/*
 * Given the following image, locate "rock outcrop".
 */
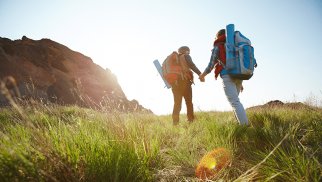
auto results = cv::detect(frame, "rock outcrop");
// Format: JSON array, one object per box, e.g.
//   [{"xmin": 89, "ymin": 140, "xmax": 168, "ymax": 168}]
[
  {"xmin": 0, "ymin": 36, "xmax": 149, "ymax": 113},
  {"xmin": 247, "ymin": 100, "xmax": 316, "ymax": 110}
]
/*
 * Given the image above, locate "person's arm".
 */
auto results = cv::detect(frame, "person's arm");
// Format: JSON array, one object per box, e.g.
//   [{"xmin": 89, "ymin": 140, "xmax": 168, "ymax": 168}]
[
  {"xmin": 199, "ymin": 47, "xmax": 219, "ymax": 81},
  {"xmin": 184, "ymin": 54, "xmax": 201, "ymax": 75}
]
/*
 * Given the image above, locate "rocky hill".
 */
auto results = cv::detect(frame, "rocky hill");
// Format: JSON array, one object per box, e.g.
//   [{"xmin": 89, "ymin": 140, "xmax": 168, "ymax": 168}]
[
  {"xmin": 0, "ymin": 36, "xmax": 149, "ymax": 112},
  {"xmin": 247, "ymin": 100, "xmax": 319, "ymax": 111}
]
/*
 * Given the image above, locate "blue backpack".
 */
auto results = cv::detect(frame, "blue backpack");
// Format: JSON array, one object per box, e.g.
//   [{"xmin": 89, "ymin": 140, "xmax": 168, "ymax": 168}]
[{"xmin": 225, "ymin": 24, "xmax": 257, "ymax": 80}]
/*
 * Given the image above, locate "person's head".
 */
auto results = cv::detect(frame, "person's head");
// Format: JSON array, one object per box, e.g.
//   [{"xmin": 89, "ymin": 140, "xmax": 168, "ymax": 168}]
[
  {"xmin": 178, "ymin": 46, "xmax": 190, "ymax": 54},
  {"xmin": 216, "ymin": 29, "xmax": 225, "ymax": 39}
]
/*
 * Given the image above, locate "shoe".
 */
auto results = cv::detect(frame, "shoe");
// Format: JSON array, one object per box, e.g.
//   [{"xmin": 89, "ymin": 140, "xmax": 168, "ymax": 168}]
[{"xmin": 187, "ymin": 117, "xmax": 194, "ymax": 123}]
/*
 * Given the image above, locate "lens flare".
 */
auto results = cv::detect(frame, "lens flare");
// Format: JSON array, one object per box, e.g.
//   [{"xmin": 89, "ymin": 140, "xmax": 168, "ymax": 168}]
[{"xmin": 195, "ymin": 147, "xmax": 231, "ymax": 180}]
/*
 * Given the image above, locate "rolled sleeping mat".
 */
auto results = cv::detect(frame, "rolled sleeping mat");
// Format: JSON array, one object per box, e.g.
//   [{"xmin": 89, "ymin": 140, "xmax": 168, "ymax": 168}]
[
  {"xmin": 226, "ymin": 24, "xmax": 235, "ymax": 45},
  {"xmin": 225, "ymin": 24, "xmax": 236, "ymax": 71},
  {"xmin": 153, "ymin": 59, "xmax": 171, "ymax": 89}
]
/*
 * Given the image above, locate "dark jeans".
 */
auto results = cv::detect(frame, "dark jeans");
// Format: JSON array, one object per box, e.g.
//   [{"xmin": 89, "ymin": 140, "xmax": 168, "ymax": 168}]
[{"xmin": 171, "ymin": 79, "xmax": 194, "ymax": 125}]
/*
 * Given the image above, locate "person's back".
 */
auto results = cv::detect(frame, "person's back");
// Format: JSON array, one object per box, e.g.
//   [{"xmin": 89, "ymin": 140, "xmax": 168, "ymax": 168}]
[{"xmin": 171, "ymin": 46, "xmax": 201, "ymax": 125}]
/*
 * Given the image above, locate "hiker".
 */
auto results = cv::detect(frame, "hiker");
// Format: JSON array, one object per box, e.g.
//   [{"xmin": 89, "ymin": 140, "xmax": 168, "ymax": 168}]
[
  {"xmin": 199, "ymin": 29, "xmax": 249, "ymax": 125},
  {"xmin": 170, "ymin": 46, "xmax": 202, "ymax": 125}
]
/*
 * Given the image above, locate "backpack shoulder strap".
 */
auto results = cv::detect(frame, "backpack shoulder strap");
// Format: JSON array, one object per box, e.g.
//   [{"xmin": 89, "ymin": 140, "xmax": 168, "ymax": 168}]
[
  {"xmin": 178, "ymin": 54, "xmax": 189, "ymax": 70},
  {"xmin": 213, "ymin": 42, "xmax": 226, "ymax": 68},
  {"xmin": 178, "ymin": 54, "xmax": 194, "ymax": 82}
]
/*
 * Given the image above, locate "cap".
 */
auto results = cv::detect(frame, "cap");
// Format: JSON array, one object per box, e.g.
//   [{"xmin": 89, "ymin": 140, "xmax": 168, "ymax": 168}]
[{"xmin": 178, "ymin": 46, "xmax": 190, "ymax": 54}]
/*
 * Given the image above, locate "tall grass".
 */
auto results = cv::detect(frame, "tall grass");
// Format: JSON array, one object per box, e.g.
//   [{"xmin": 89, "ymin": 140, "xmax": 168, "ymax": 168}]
[{"xmin": 0, "ymin": 101, "xmax": 321, "ymax": 181}]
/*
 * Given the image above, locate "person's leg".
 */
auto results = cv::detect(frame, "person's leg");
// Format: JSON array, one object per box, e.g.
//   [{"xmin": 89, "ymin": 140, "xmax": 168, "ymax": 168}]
[
  {"xmin": 221, "ymin": 75, "xmax": 248, "ymax": 125},
  {"xmin": 183, "ymin": 81, "xmax": 194, "ymax": 122},
  {"xmin": 172, "ymin": 84, "xmax": 183, "ymax": 125}
]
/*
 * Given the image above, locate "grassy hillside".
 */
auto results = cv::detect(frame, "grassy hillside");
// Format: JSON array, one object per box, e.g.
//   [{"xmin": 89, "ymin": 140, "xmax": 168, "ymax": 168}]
[{"xmin": 0, "ymin": 102, "xmax": 321, "ymax": 181}]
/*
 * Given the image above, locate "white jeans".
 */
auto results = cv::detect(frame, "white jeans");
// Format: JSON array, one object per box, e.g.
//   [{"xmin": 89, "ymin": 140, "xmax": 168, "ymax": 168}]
[{"xmin": 221, "ymin": 75, "xmax": 248, "ymax": 125}]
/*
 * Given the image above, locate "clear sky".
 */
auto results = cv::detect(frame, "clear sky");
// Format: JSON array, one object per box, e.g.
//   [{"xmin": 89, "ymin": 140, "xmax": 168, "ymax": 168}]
[{"xmin": 1, "ymin": 0, "xmax": 322, "ymax": 115}]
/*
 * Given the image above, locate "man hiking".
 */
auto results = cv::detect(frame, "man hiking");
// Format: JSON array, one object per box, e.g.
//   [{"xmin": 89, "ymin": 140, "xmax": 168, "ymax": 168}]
[{"xmin": 168, "ymin": 46, "xmax": 202, "ymax": 125}]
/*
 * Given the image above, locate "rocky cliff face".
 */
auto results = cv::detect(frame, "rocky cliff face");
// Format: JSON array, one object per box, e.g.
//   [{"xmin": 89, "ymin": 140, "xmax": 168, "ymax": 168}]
[{"xmin": 0, "ymin": 36, "xmax": 149, "ymax": 112}]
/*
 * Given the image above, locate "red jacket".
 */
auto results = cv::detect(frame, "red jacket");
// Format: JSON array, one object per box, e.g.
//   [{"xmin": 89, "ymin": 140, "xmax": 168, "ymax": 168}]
[{"xmin": 213, "ymin": 35, "xmax": 226, "ymax": 79}]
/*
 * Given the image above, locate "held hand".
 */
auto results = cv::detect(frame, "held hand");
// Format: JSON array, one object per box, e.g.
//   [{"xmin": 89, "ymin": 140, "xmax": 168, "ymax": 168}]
[{"xmin": 199, "ymin": 73, "xmax": 206, "ymax": 82}]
